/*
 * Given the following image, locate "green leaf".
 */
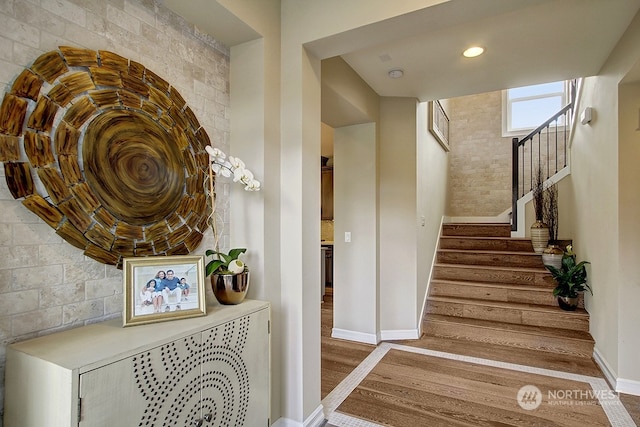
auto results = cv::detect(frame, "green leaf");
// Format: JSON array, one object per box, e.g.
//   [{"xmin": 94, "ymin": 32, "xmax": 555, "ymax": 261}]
[
  {"xmin": 206, "ymin": 260, "xmax": 225, "ymax": 276},
  {"xmin": 228, "ymin": 248, "xmax": 247, "ymax": 260}
]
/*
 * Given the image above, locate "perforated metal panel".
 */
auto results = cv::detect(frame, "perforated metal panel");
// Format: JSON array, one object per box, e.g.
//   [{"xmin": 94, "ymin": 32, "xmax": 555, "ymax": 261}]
[{"xmin": 79, "ymin": 308, "xmax": 269, "ymax": 427}]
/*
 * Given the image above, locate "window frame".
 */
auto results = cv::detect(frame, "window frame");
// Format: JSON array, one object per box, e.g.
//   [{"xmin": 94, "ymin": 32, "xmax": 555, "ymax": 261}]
[{"xmin": 502, "ymin": 81, "xmax": 569, "ymax": 137}]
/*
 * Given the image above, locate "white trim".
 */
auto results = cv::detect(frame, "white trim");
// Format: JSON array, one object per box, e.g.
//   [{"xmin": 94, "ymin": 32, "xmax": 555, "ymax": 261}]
[
  {"xmin": 511, "ymin": 166, "xmax": 571, "ymax": 238},
  {"xmin": 617, "ymin": 379, "xmax": 640, "ymax": 397},
  {"xmin": 512, "ymin": 192, "xmax": 532, "ymax": 238},
  {"xmin": 417, "ymin": 216, "xmax": 445, "ymax": 338},
  {"xmin": 331, "ymin": 328, "xmax": 379, "ymax": 344},
  {"xmin": 380, "ymin": 329, "xmax": 419, "ymax": 341},
  {"xmin": 323, "ymin": 346, "xmax": 389, "ymax": 418},
  {"xmin": 593, "ymin": 346, "xmax": 618, "ymax": 390},
  {"xmin": 271, "ymin": 406, "xmax": 326, "ymax": 427},
  {"xmin": 304, "ymin": 405, "xmax": 326, "ymax": 427},
  {"xmin": 568, "ymin": 78, "xmax": 584, "ymax": 149},
  {"xmin": 272, "ymin": 418, "xmax": 299, "ymax": 426},
  {"xmin": 502, "ymin": 81, "xmax": 569, "ymax": 137}
]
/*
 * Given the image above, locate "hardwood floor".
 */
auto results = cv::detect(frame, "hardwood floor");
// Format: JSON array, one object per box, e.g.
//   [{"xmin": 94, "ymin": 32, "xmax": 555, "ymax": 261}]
[
  {"xmin": 321, "ymin": 290, "xmax": 640, "ymax": 426},
  {"xmin": 322, "ymin": 288, "xmax": 375, "ymax": 399}
]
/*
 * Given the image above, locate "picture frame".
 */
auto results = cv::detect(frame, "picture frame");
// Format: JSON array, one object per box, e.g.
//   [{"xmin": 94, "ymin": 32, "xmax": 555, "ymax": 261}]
[
  {"xmin": 123, "ymin": 255, "xmax": 207, "ymax": 327},
  {"xmin": 429, "ymin": 100, "xmax": 450, "ymax": 151}
]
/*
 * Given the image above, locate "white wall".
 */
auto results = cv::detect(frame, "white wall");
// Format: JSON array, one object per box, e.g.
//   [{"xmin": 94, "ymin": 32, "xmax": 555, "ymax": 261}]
[
  {"xmin": 333, "ymin": 123, "xmax": 379, "ymax": 342},
  {"xmin": 379, "ymin": 97, "xmax": 419, "ymax": 333},
  {"xmin": 416, "ymin": 101, "xmax": 449, "ymax": 325},
  {"xmin": 617, "ymin": 80, "xmax": 640, "ymax": 392},
  {"xmin": 569, "ymin": 11, "xmax": 640, "ymax": 393}
]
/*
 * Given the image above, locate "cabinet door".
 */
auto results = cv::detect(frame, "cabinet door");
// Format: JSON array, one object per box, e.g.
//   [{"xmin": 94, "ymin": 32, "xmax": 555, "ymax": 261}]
[
  {"xmin": 79, "ymin": 332, "xmax": 204, "ymax": 427},
  {"xmin": 321, "ymin": 168, "xmax": 333, "ymax": 219},
  {"xmin": 79, "ymin": 308, "xmax": 270, "ymax": 427},
  {"xmin": 200, "ymin": 308, "xmax": 270, "ymax": 426}
]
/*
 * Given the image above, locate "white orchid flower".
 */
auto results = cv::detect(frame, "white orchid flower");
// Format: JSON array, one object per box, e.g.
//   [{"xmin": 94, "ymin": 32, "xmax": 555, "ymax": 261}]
[
  {"xmin": 205, "ymin": 146, "xmax": 226, "ymax": 162},
  {"xmin": 244, "ymin": 179, "xmax": 261, "ymax": 191},
  {"xmin": 211, "ymin": 161, "xmax": 232, "ymax": 178},
  {"xmin": 205, "ymin": 146, "xmax": 260, "ymax": 199},
  {"xmin": 235, "ymin": 168, "xmax": 254, "ymax": 185},
  {"xmin": 228, "ymin": 156, "xmax": 245, "ymax": 171}
]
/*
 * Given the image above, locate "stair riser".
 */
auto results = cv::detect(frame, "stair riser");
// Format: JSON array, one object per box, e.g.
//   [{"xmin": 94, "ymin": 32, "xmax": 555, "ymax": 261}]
[
  {"xmin": 439, "ymin": 237, "xmax": 534, "ymax": 252},
  {"xmin": 430, "ymin": 282, "xmax": 559, "ymax": 307},
  {"xmin": 437, "ymin": 251, "xmax": 544, "ymax": 268},
  {"xmin": 430, "ymin": 283, "xmax": 585, "ymax": 308},
  {"xmin": 423, "ymin": 320, "xmax": 594, "ymax": 358},
  {"xmin": 426, "ymin": 300, "xmax": 589, "ymax": 331},
  {"xmin": 433, "ymin": 265, "xmax": 555, "ymax": 287},
  {"xmin": 442, "ymin": 224, "xmax": 511, "ymax": 238}
]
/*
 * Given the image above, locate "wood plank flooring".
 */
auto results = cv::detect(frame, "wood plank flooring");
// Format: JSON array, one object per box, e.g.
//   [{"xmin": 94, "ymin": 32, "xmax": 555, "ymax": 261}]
[
  {"xmin": 337, "ymin": 349, "xmax": 610, "ymax": 427},
  {"xmin": 322, "ymin": 288, "xmax": 375, "ymax": 399},
  {"xmin": 321, "ymin": 291, "xmax": 640, "ymax": 426}
]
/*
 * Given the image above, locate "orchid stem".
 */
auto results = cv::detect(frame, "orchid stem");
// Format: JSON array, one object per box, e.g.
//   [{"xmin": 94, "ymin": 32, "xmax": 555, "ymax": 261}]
[{"xmin": 207, "ymin": 165, "xmax": 221, "ymax": 258}]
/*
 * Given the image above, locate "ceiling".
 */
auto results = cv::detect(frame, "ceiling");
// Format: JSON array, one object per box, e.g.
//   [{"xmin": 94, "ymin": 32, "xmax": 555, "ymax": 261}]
[
  {"xmin": 163, "ymin": 0, "xmax": 640, "ymax": 130},
  {"xmin": 313, "ymin": 0, "xmax": 640, "ymax": 102}
]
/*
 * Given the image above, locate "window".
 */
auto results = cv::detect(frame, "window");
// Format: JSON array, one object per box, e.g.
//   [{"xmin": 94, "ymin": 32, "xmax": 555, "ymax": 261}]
[{"xmin": 503, "ymin": 81, "xmax": 568, "ymax": 136}]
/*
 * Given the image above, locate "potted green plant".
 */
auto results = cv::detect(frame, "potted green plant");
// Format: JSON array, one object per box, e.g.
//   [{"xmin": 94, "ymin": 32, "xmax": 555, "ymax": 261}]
[
  {"xmin": 544, "ymin": 246, "xmax": 592, "ymax": 311},
  {"xmin": 205, "ymin": 248, "xmax": 248, "ymax": 276},
  {"xmin": 204, "ymin": 146, "xmax": 260, "ymax": 305}
]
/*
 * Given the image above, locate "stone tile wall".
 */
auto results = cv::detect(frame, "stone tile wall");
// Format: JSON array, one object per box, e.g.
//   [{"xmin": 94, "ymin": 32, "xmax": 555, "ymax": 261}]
[
  {"xmin": 0, "ymin": 0, "xmax": 230, "ymax": 418},
  {"xmin": 447, "ymin": 91, "xmax": 514, "ymax": 217}
]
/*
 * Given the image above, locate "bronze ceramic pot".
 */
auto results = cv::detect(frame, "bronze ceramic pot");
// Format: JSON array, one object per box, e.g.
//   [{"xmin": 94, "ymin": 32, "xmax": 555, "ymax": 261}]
[
  {"xmin": 211, "ymin": 272, "xmax": 250, "ymax": 305},
  {"xmin": 557, "ymin": 295, "xmax": 578, "ymax": 311}
]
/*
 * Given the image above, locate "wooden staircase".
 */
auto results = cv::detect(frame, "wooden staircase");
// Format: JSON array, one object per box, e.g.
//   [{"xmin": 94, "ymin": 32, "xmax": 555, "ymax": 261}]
[{"xmin": 423, "ymin": 223, "xmax": 594, "ymax": 359}]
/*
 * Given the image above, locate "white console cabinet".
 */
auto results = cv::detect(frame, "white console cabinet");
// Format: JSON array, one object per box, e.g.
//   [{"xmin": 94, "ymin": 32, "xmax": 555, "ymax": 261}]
[{"xmin": 4, "ymin": 300, "xmax": 270, "ymax": 427}]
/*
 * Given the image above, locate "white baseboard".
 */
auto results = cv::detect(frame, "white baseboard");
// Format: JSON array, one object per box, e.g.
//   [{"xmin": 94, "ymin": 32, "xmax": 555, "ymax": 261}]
[
  {"xmin": 592, "ymin": 347, "xmax": 640, "ymax": 396},
  {"xmin": 617, "ymin": 378, "xmax": 640, "ymax": 396},
  {"xmin": 380, "ymin": 329, "xmax": 419, "ymax": 341},
  {"xmin": 593, "ymin": 346, "xmax": 618, "ymax": 390},
  {"xmin": 304, "ymin": 405, "xmax": 326, "ymax": 427},
  {"xmin": 331, "ymin": 328, "xmax": 379, "ymax": 345},
  {"xmin": 272, "ymin": 417, "xmax": 298, "ymax": 426},
  {"xmin": 271, "ymin": 405, "xmax": 325, "ymax": 427}
]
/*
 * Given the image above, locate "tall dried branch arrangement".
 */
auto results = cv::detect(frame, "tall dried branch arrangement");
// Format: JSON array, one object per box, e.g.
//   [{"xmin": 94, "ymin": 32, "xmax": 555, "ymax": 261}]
[
  {"xmin": 544, "ymin": 183, "xmax": 559, "ymax": 242},
  {"xmin": 533, "ymin": 167, "xmax": 545, "ymax": 221}
]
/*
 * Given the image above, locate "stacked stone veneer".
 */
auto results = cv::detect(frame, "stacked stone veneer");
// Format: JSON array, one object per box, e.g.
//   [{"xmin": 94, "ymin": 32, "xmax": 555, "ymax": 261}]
[
  {"xmin": 447, "ymin": 91, "xmax": 514, "ymax": 217},
  {"xmin": 447, "ymin": 90, "xmax": 569, "ymax": 218},
  {"xmin": 0, "ymin": 0, "xmax": 230, "ymax": 418}
]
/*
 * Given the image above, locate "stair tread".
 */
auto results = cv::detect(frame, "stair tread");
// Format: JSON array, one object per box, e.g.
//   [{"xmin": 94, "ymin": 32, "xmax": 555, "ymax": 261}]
[
  {"xmin": 434, "ymin": 262, "xmax": 548, "ymax": 273},
  {"xmin": 440, "ymin": 235, "xmax": 530, "ymax": 241},
  {"xmin": 429, "ymin": 295, "xmax": 589, "ymax": 316},
  {"xmin": 398, "ymin": 336, "xmax": 600, "ymax": 374},
  {"xmin": 424, "ymin": 313, "xmax": 594, "ymax": 342},
  {"xmin": 431, "ymin": 279, "xmax": 553, "ymax": 291},
  {"xmin": 446, "ymin": 222, "xmax": 511, "ymax": 226}
]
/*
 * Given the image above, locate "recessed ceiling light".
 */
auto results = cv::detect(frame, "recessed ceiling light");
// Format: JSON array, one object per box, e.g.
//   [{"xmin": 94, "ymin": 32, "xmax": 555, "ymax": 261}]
[
  {"xmin": 388, "ymin": 69, "xmax": 404, "ymax": 78},
  {"xmin": 463, "ymin": 46, "xmax": 484, "ymax": 58}
]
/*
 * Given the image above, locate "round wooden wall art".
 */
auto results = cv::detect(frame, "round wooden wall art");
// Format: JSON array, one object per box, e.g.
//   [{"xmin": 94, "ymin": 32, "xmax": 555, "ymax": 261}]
[{"xmin": 0, "ymin": 47, "xmax": 212, "ymax": 267}]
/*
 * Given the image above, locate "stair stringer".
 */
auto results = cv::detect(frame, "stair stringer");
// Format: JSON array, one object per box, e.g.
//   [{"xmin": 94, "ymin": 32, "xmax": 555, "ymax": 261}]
[
  {"xmin": 512, "ymin": 165, "xmax": 571, "ymax": 238},
  {"xmin": 416, "ymin": 215, "xmax": 446, "ymax": 339}
]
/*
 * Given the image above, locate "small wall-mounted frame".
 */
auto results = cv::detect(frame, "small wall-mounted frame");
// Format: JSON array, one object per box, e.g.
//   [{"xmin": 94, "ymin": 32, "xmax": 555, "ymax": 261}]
[
  {"xmin": 123, "ymin": 255, "xmax": 206, "ymax": 327},
  {"xmin": 429, "ymin": 100, "xmax": 450, "ymax": 151}
]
